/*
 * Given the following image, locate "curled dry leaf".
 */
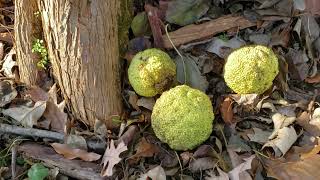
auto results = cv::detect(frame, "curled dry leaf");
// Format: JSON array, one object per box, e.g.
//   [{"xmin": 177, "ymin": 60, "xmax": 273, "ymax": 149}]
[
  {"xmin": 220, "ymin": 97, "xmax": 234, "ymax": 125},
  {"xmin": 297, "ymin": 108, "xmax": 320, "ymax": 136},
  {"xmin": 0, "ymin": 81, "xmax": 17, "ymax": 107},
  {"xmin": 101, "ymin": 140, "xmax": 127, "ymax": 177},
  {"xmin": 50, "ymin": 143, "xmax": 101, "ymax": 162},
  {"xmin": 2, "ymin": 101, "xmax": 46, "ymax": 128},
  {"xmin": 268, "ymin": 113, "xmax": 296, "ymax": 139},
  {"xmin": 263, "ymin": 126, "xmax": 298, "ymax": 157}
]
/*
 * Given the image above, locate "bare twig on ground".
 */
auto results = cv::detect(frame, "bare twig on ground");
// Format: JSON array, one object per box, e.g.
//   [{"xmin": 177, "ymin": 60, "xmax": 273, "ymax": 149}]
[
  {"xmin": 0, "ymin": 123, "xmax": 64, "ymax": 141},
  {"xmin": 11, "ymin": 144, "xmax": 17, "ymax": 180}
]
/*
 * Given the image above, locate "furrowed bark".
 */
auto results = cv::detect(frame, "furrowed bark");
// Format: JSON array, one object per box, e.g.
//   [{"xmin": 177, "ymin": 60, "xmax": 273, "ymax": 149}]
[
  {"xmin": 15, "ymin": 0, "xmax": 42, "ymax": 85},
  {"xmin": 37, "ymin": 0, "xmax": 123, "ymax": 128}
]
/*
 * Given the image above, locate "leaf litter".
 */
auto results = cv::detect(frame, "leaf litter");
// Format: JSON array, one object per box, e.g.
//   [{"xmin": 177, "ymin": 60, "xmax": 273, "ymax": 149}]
[{"xmin": 1, "ymin": 0, "xmax": 320, "ymax": 179}]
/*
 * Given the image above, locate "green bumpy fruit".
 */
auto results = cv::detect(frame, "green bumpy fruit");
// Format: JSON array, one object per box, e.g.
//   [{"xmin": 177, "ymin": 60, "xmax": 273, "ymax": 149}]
[
  {"xmin": 223, "ymin": 45, "xmax": 279, "ymax": 94},
  {"xmin": 128, "ymin": 48, "xmax": 176, "ymax": 97},
  {"xmin": 151, "ymin": 85, "xmax": 214, "ymax": 150}
]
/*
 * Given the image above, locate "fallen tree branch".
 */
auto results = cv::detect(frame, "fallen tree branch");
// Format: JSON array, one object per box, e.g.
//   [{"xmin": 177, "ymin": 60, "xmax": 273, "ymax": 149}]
[
  {"xmin": 162, "ymin": 15, "xmax": 255, "ymax": 49},
  {"xmin": 18, "ymin": 143, "xmax": 104, "ymax": 180},
  {"xmin": 0, "ymin": 123, "xmax": 64, "ymax": 141}
]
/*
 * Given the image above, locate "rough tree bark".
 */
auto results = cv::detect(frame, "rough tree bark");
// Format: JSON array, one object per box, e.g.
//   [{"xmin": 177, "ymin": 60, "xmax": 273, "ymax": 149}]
[
  {"xmin": 15, "ymin": 0, "xmax": 42, "ymax": 85},
  {"xmin": 35, "ymin": 0, "xmax": 126, "ymax": 128}
]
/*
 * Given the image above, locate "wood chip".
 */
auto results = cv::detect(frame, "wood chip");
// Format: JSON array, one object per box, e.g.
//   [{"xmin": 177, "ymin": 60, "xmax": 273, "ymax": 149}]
[{"xmin": 162, "ymin": 15, "xmax": 255, "ymax": 49}]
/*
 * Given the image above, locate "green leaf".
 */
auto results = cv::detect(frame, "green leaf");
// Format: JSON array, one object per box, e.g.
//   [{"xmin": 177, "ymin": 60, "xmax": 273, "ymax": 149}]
[
  {"xmin": 27, "ymin": 163, "xmax": 49, "ymax": 180},
  {"xmin": 166, "ymin": 0, "xmax": 209, "ymax": 26},
  {"xmin": 174, "ymin": 53, "xmax": 208, "ymax": 92}
]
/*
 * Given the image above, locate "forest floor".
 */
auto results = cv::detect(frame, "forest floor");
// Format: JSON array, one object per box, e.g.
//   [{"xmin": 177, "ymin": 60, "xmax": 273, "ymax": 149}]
[{"xmin": 1, "ymin": 0, "xmax": 320, "ymax": 179}]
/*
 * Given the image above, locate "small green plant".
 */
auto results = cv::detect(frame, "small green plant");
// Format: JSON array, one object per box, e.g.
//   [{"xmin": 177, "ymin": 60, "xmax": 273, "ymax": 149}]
[
  {"xmin": 218, "ymin": 33, "xmax": 229, "ymax": 42},
  {"xmin": 32, "ymin": 39, "xmax": 49, "ymax": 69}
]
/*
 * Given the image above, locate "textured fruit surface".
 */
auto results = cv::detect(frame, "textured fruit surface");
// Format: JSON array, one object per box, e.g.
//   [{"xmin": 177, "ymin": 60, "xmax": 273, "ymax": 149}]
[
  {"xmin": 151, "ymin": 85, "xmax": 214, "ymax": 150},
  {"xmin": 128, "ymin": 49, "xmax": 176, "ymax": 97},
  {"xmin": 223, "ymin": 45, "xmax": 279, "ymax": 94}
]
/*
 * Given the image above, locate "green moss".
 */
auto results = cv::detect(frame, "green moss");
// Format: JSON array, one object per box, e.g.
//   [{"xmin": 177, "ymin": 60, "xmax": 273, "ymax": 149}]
[
  {"xmin": 118, "ymin": 0, "xmax": 133, "ymax": 56},
  {"xmin": 223, "ymin": 45, "xmax": 279, "ymax": 94},
  {"xmin": 151, "ymin": 85, "xmax": 214, "ymax": 150},
  {"xmin": 128, "ymin": 48, "xmax": 176, "ymax": 97}
]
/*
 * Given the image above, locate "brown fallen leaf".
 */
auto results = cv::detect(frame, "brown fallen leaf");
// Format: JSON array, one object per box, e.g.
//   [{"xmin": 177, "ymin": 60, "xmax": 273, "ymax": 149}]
[
  {"xmin": 266, "ymin": 145, "xmax": 320, "ymax": 180},
  {"xmin": 128, "ymin": 137, "xmax": 159, "ymax": 164},
  {"xmin": 25, "ymin": 86, "xmax": 49, "ymax": 102},
  {"xmin": 26, "ymin": 85, "xmax": 67, "ymax": 133},
  {"xmin": 50, "ymin": 143, "xmax": 101, "ymax": 162},
  {"xmin": 44, "ymin": 101, "xmax": 67, "ymax": 133},
  {"xmin": 305, "ymin": 73, "xmax": 320, "ymax": 83},
  {"xmin": 101, "ymin": 140, "xmax": 127, "ymax": 177},
  {"xmin": 220, "ymin": 97, "xmax": 234, "ymax": 125}
]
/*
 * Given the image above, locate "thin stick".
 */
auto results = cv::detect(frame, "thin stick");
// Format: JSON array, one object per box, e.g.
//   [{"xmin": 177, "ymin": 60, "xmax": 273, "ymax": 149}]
[
  {"xmin": 0, "ymin": 123, "xmax": 64, "ymax": 141},
  {"xmin": 11, "ymin": 144, "xmax": 17, "ymax": 180}
]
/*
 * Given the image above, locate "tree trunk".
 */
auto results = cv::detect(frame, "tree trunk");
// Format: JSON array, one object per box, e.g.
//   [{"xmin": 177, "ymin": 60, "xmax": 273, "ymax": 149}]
[
  {"xmin": 37, "ymin": 0, "xmax": 124, "ymax": 128},
  {"xmin": 15, "ymin": 0, "xmax": 42, "ymax": 85}
]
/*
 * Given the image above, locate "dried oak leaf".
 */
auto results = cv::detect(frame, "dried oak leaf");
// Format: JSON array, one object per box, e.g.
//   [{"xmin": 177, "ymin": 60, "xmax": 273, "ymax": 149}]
[
  {"xmin": 101, "ymin": 140, "xmax": 127, "ymax": 177},
  {"xmin": 50, "ymin": 143, "xmax": 101, "ymax": 162}
]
